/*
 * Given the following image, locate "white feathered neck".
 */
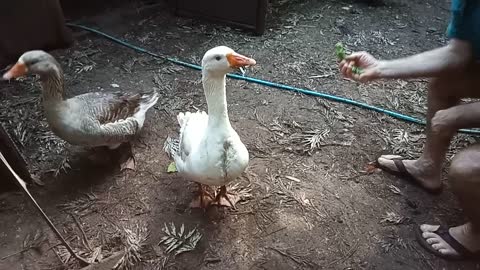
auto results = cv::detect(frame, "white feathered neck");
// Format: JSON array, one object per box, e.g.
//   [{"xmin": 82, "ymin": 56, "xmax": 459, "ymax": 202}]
[{"xmin": 202, "ymin": 70, "xmax": 231, "ymax": 129}]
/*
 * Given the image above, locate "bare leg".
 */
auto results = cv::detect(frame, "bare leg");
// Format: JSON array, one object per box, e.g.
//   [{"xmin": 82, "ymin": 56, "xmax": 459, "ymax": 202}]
[
  {"xmin": 450, "ymin": 145, "xmax": 480, "ymax": 227},
  {"xmin": 378, "ymin": 77, "xmax": 460, "ymax": 191},
  {"xmin": 419, "ymin": 144, "xmax": 480, "ymax": 256}
]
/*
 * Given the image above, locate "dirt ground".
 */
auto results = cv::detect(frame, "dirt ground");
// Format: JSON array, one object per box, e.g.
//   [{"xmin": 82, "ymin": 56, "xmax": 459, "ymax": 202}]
[{"xmin": 0, "ymin": 0, "xmax": 479, "ymax": 269}]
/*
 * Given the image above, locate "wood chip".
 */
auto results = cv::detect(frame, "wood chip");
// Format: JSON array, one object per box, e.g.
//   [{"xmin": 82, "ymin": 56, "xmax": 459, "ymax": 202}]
[
  {"xmin": 388, "ymin": 185, "xmax": 402, "ymax": 195},
  {"xmin": 285, "ymin": 176, "xmax": 301, "ymax": 182}
]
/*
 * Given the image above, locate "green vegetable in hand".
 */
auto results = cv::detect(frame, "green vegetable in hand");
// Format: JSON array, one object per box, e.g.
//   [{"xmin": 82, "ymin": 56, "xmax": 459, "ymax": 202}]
[
  {"xmin": 335, "ymin": 42, "xmax": 362, "ymax": 74},
  {"xmin": 350, "ymin": 66, "xmax": 362, "ymax": 74},
  {"xmin": 335, "ymin": 42, "xmax": 347, "ymax": 60}
]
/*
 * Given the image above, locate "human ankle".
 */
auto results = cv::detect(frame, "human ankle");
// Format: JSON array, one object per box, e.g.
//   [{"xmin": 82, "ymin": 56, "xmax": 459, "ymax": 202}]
[
  {"xmin": 412, "ymin": 159, "xmax": 440, "ymax": 178},
  {"xmin": 467, "ymin": 223, "xmax": 480, "ymax": 235}
]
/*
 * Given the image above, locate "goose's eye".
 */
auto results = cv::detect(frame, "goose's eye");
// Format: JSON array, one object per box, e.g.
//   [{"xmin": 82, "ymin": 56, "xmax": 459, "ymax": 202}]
[
  {"xmin": 27, "ymin": 58, "xmax": 39, "ymax": 65},
  {"xmin": 215, "ymin": 56, "xmax": 221, "ymax": 61}
]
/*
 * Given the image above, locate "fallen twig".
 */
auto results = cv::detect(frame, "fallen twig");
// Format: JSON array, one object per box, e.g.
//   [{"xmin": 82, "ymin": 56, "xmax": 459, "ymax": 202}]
[
  {"xmin": 308, "ymin": 73, "xmax": 335, "ymax": 79},
  {"xmin": 0, "ymin": 230, "xmax": 46, "ymax": 261},
  {"xmin": 0, "ymin": 248, "xmax": 32, "ymax": 261},
  {"xmin": 260, "ymin": 226, "xmax": 287, "ymax": 238},
  {"xmin": 72, "ymin": 214, "xmax": 93, "ymax": 251},
  {"xmin": 0, "ymin": 151, "xmax": 90, "ymax": 266},
  {"xmin": 268, "ymin": 247, "xmax": 315, "ymax": 267},
  {"xmin": 324, "ymin": 240, "xmax": 360, "ymax": 268}
]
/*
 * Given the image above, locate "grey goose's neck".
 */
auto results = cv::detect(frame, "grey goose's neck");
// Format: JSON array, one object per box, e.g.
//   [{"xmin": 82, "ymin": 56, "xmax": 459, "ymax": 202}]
[{"xmin": 40, "ymin": 62, "xmax": 65, "ymax": 102}]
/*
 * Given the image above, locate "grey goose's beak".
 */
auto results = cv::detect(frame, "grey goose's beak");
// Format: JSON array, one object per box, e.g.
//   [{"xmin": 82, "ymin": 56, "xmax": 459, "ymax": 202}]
[{"xmin": 3, "ymin": 62, "xmax": 28, "ymax": 80}]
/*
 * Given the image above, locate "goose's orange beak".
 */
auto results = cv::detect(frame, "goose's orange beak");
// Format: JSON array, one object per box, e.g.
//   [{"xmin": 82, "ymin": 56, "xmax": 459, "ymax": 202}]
[
  {"xmin": 3, "ymin": 62, "xmax": 28, "ymax": 80},
  {"xmin": 226, "ymin": 52, "xmax": 256, "ymax": 68}
]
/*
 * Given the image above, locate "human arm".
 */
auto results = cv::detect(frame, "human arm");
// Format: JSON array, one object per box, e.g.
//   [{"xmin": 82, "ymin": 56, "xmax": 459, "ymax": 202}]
[{"xmin": 339, "ymin": 39, "xmax": 473, "ymax": 82}]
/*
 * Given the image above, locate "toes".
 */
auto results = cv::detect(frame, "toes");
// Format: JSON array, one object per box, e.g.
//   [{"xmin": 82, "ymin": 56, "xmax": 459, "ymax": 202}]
[
  {"xmin": 377, "ymin": 157, "xmax": 393, "ymax": 164},
  {"xmin": 432, "ymin": 243, "xmax": 444, "ymax": 250},
  {"xmin": 438, "ymin": 248, "xmax": 449, "ymax": 255},
  {"xmin": 420, "ymin": 224, "xmax": 441, "ymax": 233},
  {"xmin": 420, "ymin": 228, "xmax": 461, "ymax": 256},
  {"xmin": 377, "ymin": 157, "xmax": 398, "ymax": 170},
  {"xmin": 431, "ymin": 244, "xmax": 457, "ymax": 255},
  {"xmin": 438, "ymin": 248, "xmax": 457, "ymax": 255},
  {"xmin": 420, "ymin": 226, "xmax": 443, "ymax": 246},
  {"xmin": 422, "ymin": 231, "xmax": 440, "ymax": 239},
  {"xmin": 379, "ymin": 154, "xmax": 403, "ymax": 160},
  {"xmin": 426, "ymin": 238, "xmax": 440, "ymax": 245}
]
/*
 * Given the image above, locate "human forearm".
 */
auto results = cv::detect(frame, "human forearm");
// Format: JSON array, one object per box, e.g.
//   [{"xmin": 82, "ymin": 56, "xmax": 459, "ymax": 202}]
[{"xmin": 377, "ymin": 39, "xmax": 472, "ymax": 79}]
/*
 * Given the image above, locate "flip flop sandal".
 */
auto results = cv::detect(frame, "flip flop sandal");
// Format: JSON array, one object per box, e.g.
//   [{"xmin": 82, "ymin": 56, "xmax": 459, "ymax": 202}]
[
  {"xmin": 415, "ymin": 225, "xmax": 480, "ymax": 261},
  {"xmin": 376, "ymin": 158, "xmax": 442, "ymax": 195}
]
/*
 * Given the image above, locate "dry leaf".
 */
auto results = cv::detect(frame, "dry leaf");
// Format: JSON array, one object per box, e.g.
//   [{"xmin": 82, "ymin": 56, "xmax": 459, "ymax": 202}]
[
  {"xmin": 121, "ymin": 157, "xmax": 136, "ymax": 172},
  {"xmin": 167, "ymin": 162, "xmax": 177, "ymax": 173},
  {"xmin": 365, "ymin": 162, "xmax": 379, "ymax": 174},
  {"xmin": 381, "ymin": 212, "xmax": 404, "ymax": 225}
]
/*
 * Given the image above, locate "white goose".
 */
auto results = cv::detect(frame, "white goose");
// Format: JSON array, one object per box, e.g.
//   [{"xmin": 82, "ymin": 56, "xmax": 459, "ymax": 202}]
[{"xmin": 166, "ymin": 46, "xmax": 256, "ymax": 208}]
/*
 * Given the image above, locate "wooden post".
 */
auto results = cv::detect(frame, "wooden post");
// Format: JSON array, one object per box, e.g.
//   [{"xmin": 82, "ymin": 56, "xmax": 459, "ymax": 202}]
[
  {"xmin": 0, "ymin": 123, "xmax": 31, "ymax": 190},
  {"xmin": 171, "ymin": 0, "xmax": 268, "ymax": 35}
]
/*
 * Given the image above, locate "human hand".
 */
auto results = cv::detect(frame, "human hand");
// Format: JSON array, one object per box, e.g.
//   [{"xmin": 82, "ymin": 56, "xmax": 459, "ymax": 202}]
[{"xmin": 339, "ymin": 52, "xmax": 381, "ymax": 82}]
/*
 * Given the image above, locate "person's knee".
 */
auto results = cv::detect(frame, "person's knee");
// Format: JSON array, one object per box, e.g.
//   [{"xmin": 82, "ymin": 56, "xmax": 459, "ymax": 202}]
[
  {"xmin": 449, "ymin": 146, "xmax": 480, "ymax": 187},
  {"xmin": 431, "ymin": 108, "xmax": 457, "ymax": 134}
]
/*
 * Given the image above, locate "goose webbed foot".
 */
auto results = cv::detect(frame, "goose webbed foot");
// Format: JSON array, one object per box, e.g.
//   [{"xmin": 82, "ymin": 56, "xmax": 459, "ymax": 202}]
[
  {"xmin": 115, "ymin": 142, "xmax": 135, "ymax": 171},
  {"xmin": 87, "ymin": 146, "xmax": 112, "ymax": 166},
  {"xmin": 190, "ymin": 183, "xmax": 214, "ymax": 209},
  {"xmin": 212, "ymin": 185, "xmax": 240, "ymax": 208}
]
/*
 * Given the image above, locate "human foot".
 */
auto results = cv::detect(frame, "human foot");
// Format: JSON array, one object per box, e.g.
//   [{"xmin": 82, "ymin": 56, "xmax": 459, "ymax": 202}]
[
  {"xmin": 416, "ymin": 223, "xmax": 480, "ymax": 260},
  {"xmin": 377, "ymin": 155, "xmax": 442, "ymax": 193}
]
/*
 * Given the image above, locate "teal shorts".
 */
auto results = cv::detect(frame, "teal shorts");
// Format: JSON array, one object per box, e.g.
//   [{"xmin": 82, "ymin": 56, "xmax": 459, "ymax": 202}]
[{"xmin": 447, "ymin": 0, "xmax": 480, "ymax": 59}]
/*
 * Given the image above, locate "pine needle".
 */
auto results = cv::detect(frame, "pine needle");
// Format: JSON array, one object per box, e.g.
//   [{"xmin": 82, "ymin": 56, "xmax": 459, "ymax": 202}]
[
  {"xmin": 114, "ymin": 224, "xmax": 149, "ymax": 270},
  {"xmin": 158, "ymin": 223, "xmax": 202, "ymax": 256}
]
